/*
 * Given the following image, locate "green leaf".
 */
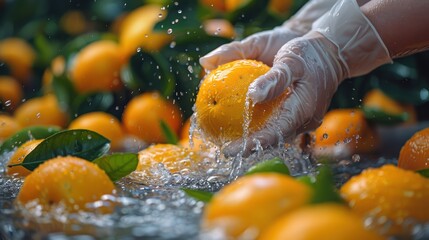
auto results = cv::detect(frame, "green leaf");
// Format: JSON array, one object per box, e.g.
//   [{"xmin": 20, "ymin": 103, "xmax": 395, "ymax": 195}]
[
  {"xmin": 72, "ymin": 92, "xmax": 115, "ymax": 117},
  {"xmin": 245, "ymin": 157, "xmax": 290, "ymax": 176},
  {"xmin": 34, "ymin": 34, "xmax": 56, "ymax": 67},
  {"xmin": 417, "ymin": 168, "xmax": 429, "ymax": 178},
  {"xmin": 0, "ymin": 126, "xmax": 61, "ymax": 155},
  {"xmin": 63, "ymin": 32, "xmax": 117, "ymax": 57},
  {"xmin": 363, "ymin": 106, "xmax": 409, "ymax": 125},
  {"xmin": 182, "ymin": 188, "xmax": 214, "ymax": 203},
  {"xmin": 20, "ymin": 129, "xmax": 110, "ymax": 171},
  {"xmin": 93, "ymin": 153, "xmax": 139, "ymax": 182},
  {"xmin": 52, "ymin": 73, "xmax": 77, "ymax": 115},
  {"xmin": 297, "ymin": 165, "xmax": 344, "ymax": 205},
  {"xmin": 160, "ymin": 120, "xmax": 179, "ymax": 145}
]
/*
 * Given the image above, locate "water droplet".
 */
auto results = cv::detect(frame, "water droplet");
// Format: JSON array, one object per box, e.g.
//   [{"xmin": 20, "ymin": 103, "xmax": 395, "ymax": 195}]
[{"xmin": 167, "ymin": 29, "xmax": 173, "ymax": 34}]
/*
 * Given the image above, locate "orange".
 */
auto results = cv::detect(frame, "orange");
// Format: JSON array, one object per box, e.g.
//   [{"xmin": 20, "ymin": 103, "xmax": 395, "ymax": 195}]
[
  {"xmin": 68, "ymin": 112, "xmax": 124, "ymax": 151},
  {"xmin": 268, "ymin": 0, "xmax": 293, "ymax": 16},
  {"xmin": 17, "ymin": 156, "xmax": 116, "ymax": 213},
  {"xmin": 122, "ymin": 92, "xmax": 182, "ymax": 143},
  {"xmin": 259, "ymin": 204, "xmax": 385, "ymax": 240},
  {"xmin": 14, "ymin": 94, "xmax": 68, "ymax": 128},
  {"xmin": 202, "ymin": 173, "xmax": 311, "ymax": 239},
  {"xmin": 340, "ymin": 164, "xmax": 429, "ymax": 236},
  {"xmin": 42, "ymin": 55, "xmax": 66, "ymax": 94},
  {"xmin": 203, "ymin": 19, "xmax": 236, "ymax": 39},
  {"xmin": 0, "ymin": 114, "xmax": 21, "ymax": 143},
  {"xmin": 225, "ymin": 0, "xmax": 250, "ymax": 11},
  {"xmin": 195, "ymin": 59, "xmax": 288, "ymax": 145},
  {"xmin": 0, "ymin": 38, "xmax": 36, "ymax": 84},
  {"xmin": 7, "ymin": 139, "xmax": 43, "ymax": 177},
  {"xmin": 0, "ymin": 76, "xmax": 23, "ymax": 111},
  {"xmin": 398, "ymin": 127, "xmax": 429, "ymax": 171},
  {"xmin": 178, "ymin": 117, "xmax": 209, "ymax": 152},
  {"xmin": 363, "ymin": 89, "xmax": 417, "ymax": 124},
  {"xmin": 199, "ymin": 0, "xmax": 226, "ymax": 11},
  {"xmin": 70, "ymin": 40, "xmax": 123, "ymax": 93},
  {"xmin": 131, "ymin": 143, "xmax": 202, "ymax": 184},
  {"xmin": 118, "ymin": 4, "xmax": 172, "ymax": 59},
  {"xmin": 312, "ymin": 108, "xmax": 379, "ymax": 157},
  {"xmin": 59, "ymin": 10, "xmax": 87, "ymax": 36}
]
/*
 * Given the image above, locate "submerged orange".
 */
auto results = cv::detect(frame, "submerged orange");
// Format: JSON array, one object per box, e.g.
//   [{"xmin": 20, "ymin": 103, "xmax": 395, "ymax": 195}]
[{"xmin": 17, "ymin": 156, "xmax": 116, "ymax": 213}]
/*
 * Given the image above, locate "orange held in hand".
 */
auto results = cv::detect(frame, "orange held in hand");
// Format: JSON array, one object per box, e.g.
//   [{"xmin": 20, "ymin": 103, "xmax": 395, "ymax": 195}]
[
  {"xmin": 17, "ymin": 156, "xmax": 116, "ymax": 213},
  {"xmin": 195, "ymin": 59, "xmax": 288, "ymax": 145},
  {"xmin": 398, "ymin": 127, "xmax": 429, "ymax": 171}
]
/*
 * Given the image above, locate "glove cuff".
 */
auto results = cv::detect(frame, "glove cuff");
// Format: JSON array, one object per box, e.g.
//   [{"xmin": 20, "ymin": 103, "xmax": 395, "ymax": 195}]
[
  {"xmin": 312, "ymin": 0, "xmax": 392, "ymax": 78},
  {"xmin": 284, "ymin": 0, "xmax": 337, "ymax": 35}
]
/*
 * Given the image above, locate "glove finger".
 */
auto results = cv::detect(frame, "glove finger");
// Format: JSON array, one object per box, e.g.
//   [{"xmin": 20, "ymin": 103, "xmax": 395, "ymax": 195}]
[
  {"xmin": 199, "ymin": 41, "xmax": 247, "ymax": 70},
  {"xmin": 248, "ymin": 61, "xmax": 294, "ymax": 104},
  {"xmin": 222, "ymin": 130, "xmax": 278, "ymax": 158}
]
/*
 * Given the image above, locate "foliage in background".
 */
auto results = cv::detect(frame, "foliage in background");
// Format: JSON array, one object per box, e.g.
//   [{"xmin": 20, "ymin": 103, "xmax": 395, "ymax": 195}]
[{"xmin": 1, "ymin": 0, "xmax": 429, "ymax": 122}]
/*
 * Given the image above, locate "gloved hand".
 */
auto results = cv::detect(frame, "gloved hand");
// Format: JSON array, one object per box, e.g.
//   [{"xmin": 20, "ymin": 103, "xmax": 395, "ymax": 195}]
[
  {"xmin": 223, "ymin": 0, "xmax": 392, "ymax": 157},
  {"xmin": 199, "ymin": 0, "xmax": 338, "ymax": 70}
]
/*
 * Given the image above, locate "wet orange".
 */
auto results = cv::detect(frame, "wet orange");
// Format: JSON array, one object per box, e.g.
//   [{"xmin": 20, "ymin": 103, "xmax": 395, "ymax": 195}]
[
  {"xmin": 259, "ymin": 204, "xmax": 386, "ymax": 240},
  {"xmin": 363, "ymin": 89, "xmax": 416, "ymax": 124},
  {"xmin": 133, "ymin": 144, "xmax": 202, "ymax": 184},
  {"xmin": 119, "ymin": 4, "xmax": 172, "ymax": 59},
  {"xmin": 340, "ymin": 164, "xmax": 429, "ymax": 236},
  {"xmin": 17, "ymin": 156, "xmax": 116, "ymax": 213},
  {"xmin": 70, "ymin": 40, "xmax": 123, "ymax": 93},
  {"xmin": 14, "ymin": 94, "xmax": 68, "ymax": 128},
  {"xmin": 313, "ymin": 109, "xmax": 378, "ymax": 156},
  {"xmin": 0, "ymin": 114, "xmax": 21, "ymax": 143},
  {"xmin": 68, "ymin": 112, "xmax": 124, "ymax": 151},
  {"xmin": 0, "ymin": 38, "xmax": 36, "ymax": 84},
  {"xmin": 398, "ymin": 127, "xmax": 429, "ymax": 171},
  {"xmin": 0, "ymin": 76, "xmax": 23, "ymax": 111},
  {"xmin": 195, "ymin": 59, "xmax": 288, "ymax": 144},
  {"xmin": 122, "ymin": 92, "xmax": 182, "ymax": 144},
  {"xmin": 202, "ymin": 173, "xmax": 311, "ymax": 239},
  {"xmin": 7, "ymin": 139, "xmax": 43, "ymax": 177}
]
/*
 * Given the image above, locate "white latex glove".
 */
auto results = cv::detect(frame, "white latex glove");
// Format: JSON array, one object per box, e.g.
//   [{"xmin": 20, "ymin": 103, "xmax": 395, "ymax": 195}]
[
  {"xmin": 199, "ymin": 0, "xmax": 338, "ymax": 70},
  {"xmin": 224, "ymin": 0, "xmax": 392, "ymax": 157}
]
